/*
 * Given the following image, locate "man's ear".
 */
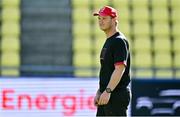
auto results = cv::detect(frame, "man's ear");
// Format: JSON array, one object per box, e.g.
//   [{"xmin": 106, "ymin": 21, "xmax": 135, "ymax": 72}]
[{"xmin": 115, "ymin": 20, "xmax": 118, "ymax": 26}]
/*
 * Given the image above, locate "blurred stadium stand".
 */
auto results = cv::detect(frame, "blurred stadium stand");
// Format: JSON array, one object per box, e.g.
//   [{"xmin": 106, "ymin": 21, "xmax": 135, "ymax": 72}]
[
  {"xmin": 0, "ymin": 0, "xmax": 180, "ymax": 78},
  {"xmin": 20, "ymin": 0, "xmax": 73, "ymax": 76}
]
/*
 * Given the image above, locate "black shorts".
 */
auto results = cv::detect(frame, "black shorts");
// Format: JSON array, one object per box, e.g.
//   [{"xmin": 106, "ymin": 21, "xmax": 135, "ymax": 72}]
[{"xmin": 96, "ymin": 88, "xmax": 131, "ymax": 116}]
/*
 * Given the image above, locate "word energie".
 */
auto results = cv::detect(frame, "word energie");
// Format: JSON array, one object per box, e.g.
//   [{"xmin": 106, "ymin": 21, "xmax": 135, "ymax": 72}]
[{"xmin": 1, "ymin": 89, "xmax": 96, "ymax": 116}]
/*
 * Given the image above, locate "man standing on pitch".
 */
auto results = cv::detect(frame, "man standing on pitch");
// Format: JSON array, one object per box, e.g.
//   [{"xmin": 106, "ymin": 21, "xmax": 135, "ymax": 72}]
[{"xmin": 93, "ymin": 6, "xmax": 131, "ymax": 116}]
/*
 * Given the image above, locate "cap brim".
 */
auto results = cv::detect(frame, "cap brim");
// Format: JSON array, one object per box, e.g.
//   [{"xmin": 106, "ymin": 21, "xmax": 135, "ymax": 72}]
[
  {"xmin": 93, "ymin": 13, "xmax": 99, "ymax": 16},
  {"xmin": 93, "ymin": 12, "xmax": 109, "ymax": 17}
]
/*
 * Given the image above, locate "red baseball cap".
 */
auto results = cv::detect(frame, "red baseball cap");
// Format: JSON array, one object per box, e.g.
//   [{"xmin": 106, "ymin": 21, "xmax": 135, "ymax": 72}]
[{"xmin": 93, "ymin": 6, "xmax": 117, "ymax": 18}]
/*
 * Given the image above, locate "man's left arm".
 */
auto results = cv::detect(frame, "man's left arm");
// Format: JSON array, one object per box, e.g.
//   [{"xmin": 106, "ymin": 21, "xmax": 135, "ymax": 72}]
[
  {"xmin": 98, "ymin": 64, "xmax": 125, "ymax": 105},
  {"xmin": 106, "ymin": 64, "xmax": 125, "ymax": 91}
]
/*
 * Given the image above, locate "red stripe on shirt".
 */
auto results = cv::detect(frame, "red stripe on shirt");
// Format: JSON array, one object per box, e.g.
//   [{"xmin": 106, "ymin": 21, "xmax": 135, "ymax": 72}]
[{"xmin": 114, "ymin": 61, "xmax": 127, "ymax": 67}]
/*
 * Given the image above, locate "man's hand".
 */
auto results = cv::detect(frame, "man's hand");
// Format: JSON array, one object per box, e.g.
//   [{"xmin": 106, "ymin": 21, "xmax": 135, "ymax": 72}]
[
  {"xmin": 98, "ymin": 91, "xmax": 111, "ymax": 105},
  {"xmin": 94, "ymin": 90, "xmax": 101, "ymax": 106}
]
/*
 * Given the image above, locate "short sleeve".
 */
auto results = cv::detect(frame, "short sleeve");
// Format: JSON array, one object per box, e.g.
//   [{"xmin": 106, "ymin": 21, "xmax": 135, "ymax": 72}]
[{"xmin": 111, "ymin": 39, "xmax": 128, "ymax": 67}]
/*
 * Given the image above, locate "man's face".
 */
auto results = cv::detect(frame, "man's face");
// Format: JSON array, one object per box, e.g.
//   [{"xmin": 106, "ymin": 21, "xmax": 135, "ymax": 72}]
[{"xmin": 98, "ymin": 16, "xmax": 114, "ymax": 31}]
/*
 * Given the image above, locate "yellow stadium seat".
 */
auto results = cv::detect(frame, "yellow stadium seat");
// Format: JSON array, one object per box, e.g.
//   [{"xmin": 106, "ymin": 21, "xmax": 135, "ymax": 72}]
[
  {"xmin": 74, "ymin": 52, "xmax": 92, "ymax": 67},
  {"xmin": 174, "ymin": 53, "xmax": 180, "ymax": 68},
  {"xmin": 154, "ymin": 37, "xmax": 171, "ymax": 52},
  {"xmin": 172, "ymin": 22, "xmax": 180, "ymax": 37},
  {"xmin": 94, "ymin": 22, "xmax": 104, "ymax": 37},
  {"xmin": 74, "ymin": 69, "xmax": 93, "ymax": 77},
  {"xmin": 119, "ymin": 21, "xmax": 130, "ymax": 36},
  {"xmin": 1, "ymin": 52, "xmax": 20, "ymax": 77},
  {"xmin": 132, "ymin": 0, "xmax": 149, "ymax": 8},
  {"xmin": 94, "ymin": 48, "xmax": 101, "ymax": 58},
  {"xmin": 175, "ymin": 71, "xmax": 180, "ymax": 79},
  {"xmin": 113, "ymin": 0, "xmax": 129, "ymax": 8},
  {"xmin": 93, "ymin": 53, "xmax": 101, "ymax": 77},
  {"xmin": 133, "ymin": 8, "xmax": 149, "ymax": 22},
  {"xmin": 95, "ymin": 35, "xmax": 106, "ymax": 44},
  {"xmin": 2, "ymin": 0, "xmax": 20, "ymax": 7},
  {"xmin": 154, "ymin": 52, "xmax": 172, "ymax": 68},
  {"xmin": 93, "ymin": 0, "xmax": 109, "ymax": 9},
  {"xmin": 94, "ymin": 52, "xmax": 101, "ymax": 67},
  {"xmin": 125, "ymin": 33, "xmax": 131, "ymax": 40},
  {"xmin": 134, "ymin": 52, "xmax": 152, "ymax": 67},
  {"xmin": 1, "ymin": 37, "xmax": 20, "ymax": 51},
  {"xmin": 93, "ymin": 51, "xmax": 101, "ymax": 68},
  {"xmin": 134, "ymin": 22, "xmax": 150, "ymax": 37},
  {"xmin": 135, "ymin": 70, "xmax": 153, "ymax": 78},
  {"xmin": 173, "ymin": 37, "xmax": 180, "ymax": 52},
  {"xmin": 151, "ymin": 0, "xmax": 168, "ymax": 8},
  {"xmin": 117, "ymin": 7, "xmax": 129, "ymax": 21},
  {"xmin": 94, "ymin": 70, "xmax": 99, "ymax": 78},
  {"xmin": 113, "ymin": 0, "xmax": 130, "ymax": 22},
  {"xmin": 1, "ymin": 22, "xmax": 20, "ymax": 37},
  {"xmin": 153, "ymin": 22, "xmax": 170, "ymax": 37},
  {"xmin": 171, "ymin": 7, "xmax": 180, "ymax": 23},
  {"xmin": 155, "ymin": 70, "xmax": 173, "ymax": 79},
  {"xmin": 73, "ymin": 23, "xmax": 91, "ymax": 37},
  {"xmin": 134, "ymin": 36, "xmax": 151, "ymax": 52},
  {"xmin": 1, "ymin": 52, "xmax": 20, "ymax": 67},
  {"xmin": 131, "ymin": 0, "xmax": 149, "ymax": 23},
  {"xmin": 2, "ymin": 7, "xmax": 20, "ymax": 21},
  {"xmin": 95, "ymin": 35, "xmax": 105, "ymax": 51},
  {"xmin": 73, "ymin": 8, "xmax": 90, "ymax": 22},
  {"xmin": 73, "ymin": 50, "xmax": 95, "ymax": 77},
  {"xmin": 127, "ymin": 38, "xmax": 132, "ymax": 50},
  {"xmin": 131, "ymin": 54, "xmax": 135, "ymax": 67},
  {"xmin": 171, "ymin": 0, "xmax": 180, "ymax": 8},
  {"xmin": 72, "ymin": 0, "xmax": 89, "ymax": 8},
  {"xmin": 1, "ymin": 69, "xmax": 19, "ymax": 77},
  {"xmin": 152, "ymin": 7, "xmax": 168, "ymax": 22},
  {"xmin": 73, "ymin": 37, "xmax": 92, "ymax": 51}
]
